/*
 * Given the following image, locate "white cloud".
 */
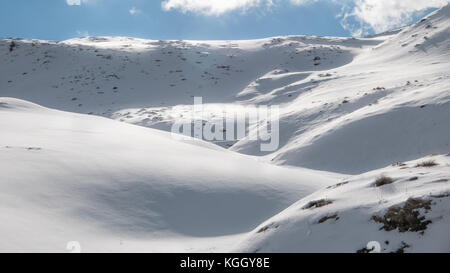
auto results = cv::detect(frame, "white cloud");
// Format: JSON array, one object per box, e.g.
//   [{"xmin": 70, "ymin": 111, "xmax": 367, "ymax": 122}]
[
  {"xmin": 129, "ymin": 7, "xmax": 141, "ymax": 15},
  {"xmin": 67, "ymin": 0, "xmax": 449, "ymax": 37},
  {"xmin": 290, "ymin": 0, "xmax": 316, "ymax": 5},
  {"xmin": 161, "ymin": 0, "xmax": 276, "ymax": 15},
  {"xmin": 160, "ymin": 0, "xmax": 318, "ymax": 15},
  {"xmin": 76, "ymin": 30, "xmax": 89, "ymax": 37},
  {"xmin": 66, "ymin": 0, "xmax": 89, "ymax": 5},
  {"xmin": 66, "ymin": 0, "xmax": 80, "ymax": 5},
  {"xmin": 340, "ymin": 0, "xmax": 450, "ymax": 36}
]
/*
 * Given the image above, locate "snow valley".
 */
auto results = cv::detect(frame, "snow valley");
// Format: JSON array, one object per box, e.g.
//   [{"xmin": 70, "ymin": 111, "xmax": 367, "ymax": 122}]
[{"xmin": 0, "ymin": 4, "xmax": 449, "ymax": 253}]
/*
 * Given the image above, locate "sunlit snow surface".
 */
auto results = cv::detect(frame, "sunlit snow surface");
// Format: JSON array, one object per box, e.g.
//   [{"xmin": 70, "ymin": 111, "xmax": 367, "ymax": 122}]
[{"xmin": 0, "ymin": 5, "xmax": 449, "ymax": 252}]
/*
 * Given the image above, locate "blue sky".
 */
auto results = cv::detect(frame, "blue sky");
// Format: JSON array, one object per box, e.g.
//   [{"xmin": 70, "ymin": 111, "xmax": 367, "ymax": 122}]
[{"xmin": 0, "ymin": 0, "xmax": 446, "ymax": 41}]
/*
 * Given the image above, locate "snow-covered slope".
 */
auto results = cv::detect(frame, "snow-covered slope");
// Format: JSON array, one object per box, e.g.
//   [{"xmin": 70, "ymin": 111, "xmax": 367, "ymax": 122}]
[
  {"xmin": 234, "ymin": 4, "xmax": 450, "ymax": 174},
  {"xmin": 0, "ymin": 35, "xmax": 361, "ymax": 112},
  {"xmin": 234, "ymin": 155, "xmax": 450, "ymax": 253},
  {"xmin": 0, "ymin": 5, "xmax": 449, "ymax": 253},
  {"xmin": 0, "ymin": 97, "xmax": 336, "ymax": 252},
  {"xmin": 2, "ymin": 4, "xmax": 449, "ymax": 174}
]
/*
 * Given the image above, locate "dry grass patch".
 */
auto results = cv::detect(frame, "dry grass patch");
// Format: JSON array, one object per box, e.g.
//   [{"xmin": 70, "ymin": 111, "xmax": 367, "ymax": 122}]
[
  {"xmin": 415, "ymin": 160, "xmax": 438, "ymax": 167},
  {"xmin": 371, "ymin": 198, "xmax": 432, "ymax": 233},
  {"xmin": 356, "ymin": 247, "xmax": 373, "ymax": 253},
  {"xmin": 257, "ymin": 223, "xmax": 279, "ymax": 233},
  {"xmin": 394, "ymin": 241, "xmax": 411, "ymax": 253},
  {"xmin": 303, "ymin": 199, "xmax": 332, "ymax": 210},
  {"xmin": 318, "ymin": 214, "xmax": 339, "ymax": 224},
  {"xmin": 375, "ymin": 175, "xmax": 395, "ymax": 187},
  {"xmin": 327, "ymin": 182, "xmax": 349, "ymax": 189}
]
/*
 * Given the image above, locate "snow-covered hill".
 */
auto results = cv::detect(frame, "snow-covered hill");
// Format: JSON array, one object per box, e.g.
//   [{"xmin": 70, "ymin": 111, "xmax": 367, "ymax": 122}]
[
  {"xmin": 235, "ymin": 154, "xmax": 450, "ymax": 253},
  {"xmin": 1, "ymin": 6, "xmax": 449, "ymax": 174},
  {"xmin": 0, "ymin": 97, "xmax": 336, "ymax": 252},
  {"xmin": 0, "ymin": 4, "xmax": 449, "ymax": 252},
  {"xmin": 258, "ymin": 5, "xmax": 450, "ymax": 174}
]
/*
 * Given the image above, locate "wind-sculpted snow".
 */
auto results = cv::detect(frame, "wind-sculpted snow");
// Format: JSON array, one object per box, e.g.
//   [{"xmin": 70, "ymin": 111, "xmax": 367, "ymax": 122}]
[
  {"xmin": 270, "ymin": 101, "xmax": 450, "ymax": 174},
  {"xmin": 234, "ymin": 155, "xmax": 450, "ymax": 253},
  {"xmin": 0, "ymin": 4, "xmax": 449, "ymax": 252},
  {"xmin": 0, "ymin": 98, "xmax": 335, "ymax": 252},
  {"xmin": 232, "ymin": 5, "xmax": 450, "ymax": 173},
  {"xmin": 2, "ymin": 6, "xmax": 448, "ymax": 174}
]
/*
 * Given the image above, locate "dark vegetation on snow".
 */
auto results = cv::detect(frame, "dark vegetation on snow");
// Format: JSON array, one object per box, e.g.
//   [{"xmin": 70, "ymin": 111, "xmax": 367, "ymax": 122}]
[
  {"xmin": 394, "ymin": 241, "xmax": 411, "ymax": 253},
  {"xmin": 375, "ymin": 175, "xmax": 395, "ymax": 187},
  {"xmin": 318, "ymin": 214, "xmax": 339, "ymax": 224},
  {"xmin": 371, "ymin": 198, "xmax": 432, "ymax": 233},
  {"xmin": 257, "ymin": 223, "xmax": 279, "ymax": 233},
  {"xmin": 415, "ymin": 160, "xmax": 438, "ymax": 167},
  {"xmin": 303, "ymin": 199, "xmax": 333, "ymax": 210},
  {"xmin": 327, "ymin": 181, "xmax": 349, "ymax": 189}
]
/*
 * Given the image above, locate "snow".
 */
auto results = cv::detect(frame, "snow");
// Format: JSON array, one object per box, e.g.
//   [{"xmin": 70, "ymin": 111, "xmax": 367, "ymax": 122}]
[
  {"xmin": 0, "ymin": 98, "xmax": 335, "ymax": 252},
  {"xmin": 236, "ymin": 4, "xmax": 450, "ymax": 173},
  {"xmin": 234, "ymin": 155, "xmax": 450, "ymax": 253},
  {"xmin": 0, "ymin": 4, "xmax": 449, "ymax": 252}
]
